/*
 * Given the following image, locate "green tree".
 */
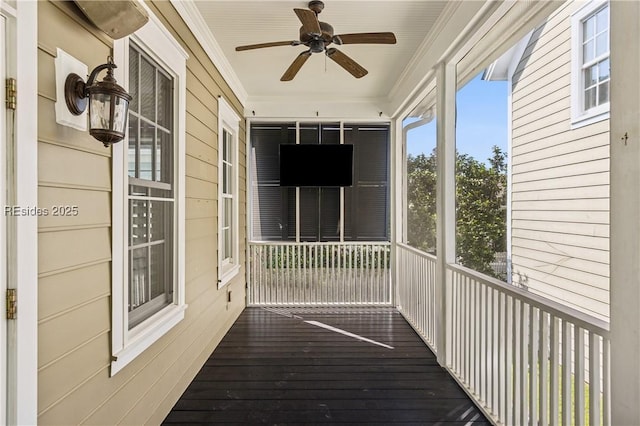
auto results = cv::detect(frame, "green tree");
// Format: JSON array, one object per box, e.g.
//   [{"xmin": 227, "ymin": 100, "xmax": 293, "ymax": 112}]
[
  {"xmin": 407, "ymin": 146, "xmax": 507, "ymax": 278},
  {"xmin": 407, "ymin": 150, "xmax": 437, "ymax": 253}
]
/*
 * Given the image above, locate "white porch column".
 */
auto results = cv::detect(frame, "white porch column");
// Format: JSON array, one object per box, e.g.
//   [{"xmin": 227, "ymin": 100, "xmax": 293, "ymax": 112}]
[
  {"xmin": 610, "ymin": 0, "xmax": 640, "ymax": 422},
  {"xmin": 435, "ymin": 61, "xmax": 456, "ymax": 366}
]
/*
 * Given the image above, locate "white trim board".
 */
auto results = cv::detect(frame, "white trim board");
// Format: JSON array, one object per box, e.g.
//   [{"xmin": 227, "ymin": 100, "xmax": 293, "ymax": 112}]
[
  {"xmin": 2, "ymin": 1, "xmax": 39, "ymax": 424},
  {"xmin": 0, "ymin": 11, "xmax": 7, "ymax": 426}
]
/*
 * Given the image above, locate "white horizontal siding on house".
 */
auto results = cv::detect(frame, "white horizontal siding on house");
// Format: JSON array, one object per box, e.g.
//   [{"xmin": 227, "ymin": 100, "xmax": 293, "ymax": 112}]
[{"xmin": 510, "ymin": 0, "xmax": 610, "ymax": 321}]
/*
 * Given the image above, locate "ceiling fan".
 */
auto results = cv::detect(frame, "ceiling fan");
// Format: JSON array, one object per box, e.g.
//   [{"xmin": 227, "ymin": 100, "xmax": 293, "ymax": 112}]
[{"xmin": 235, "ymin": 0, "xmax": 397, "ymax": 81}]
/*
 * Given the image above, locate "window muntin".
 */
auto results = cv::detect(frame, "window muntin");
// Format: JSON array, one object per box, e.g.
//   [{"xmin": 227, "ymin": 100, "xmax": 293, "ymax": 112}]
[
  {"xmin": 581, "ymin": 4, "xmax": 609, "ymax": 111},
  {"xmin": 127, "ymin": 43, "xmax": 175, "ymax": 329}
]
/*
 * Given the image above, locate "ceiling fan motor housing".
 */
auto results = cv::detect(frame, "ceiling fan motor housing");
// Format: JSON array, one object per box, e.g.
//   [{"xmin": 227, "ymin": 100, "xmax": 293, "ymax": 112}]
[{"xmin": 299, "ymin": 21, "xmax": 334, "ymax": 45}]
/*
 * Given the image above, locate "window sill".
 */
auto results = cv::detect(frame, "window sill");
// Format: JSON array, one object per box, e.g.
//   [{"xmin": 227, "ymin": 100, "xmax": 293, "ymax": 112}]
[
  {"xmin": 218, "ymin": 264, "xmax": 241, "ymax": 289},
  {"xmin": 110, "ymin": 304, "xmax": 187, "ymax": 376},
  {"xmin": 571, "ymin": 109, "xmax": 609, "ymax": 129}
]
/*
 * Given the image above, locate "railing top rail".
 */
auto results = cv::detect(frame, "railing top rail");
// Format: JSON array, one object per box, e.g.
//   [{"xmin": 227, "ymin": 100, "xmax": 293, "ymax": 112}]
[
  {"xmin": 397, "ymin": 242, "xmax": 437, "ymax": 261},
  {"xmin": 448, "ymin": 262, "xmax": 610, "ymax": 336},
  {"xmin": 249, "ymin": 241, "xmax": 391, "ymax": 247}
]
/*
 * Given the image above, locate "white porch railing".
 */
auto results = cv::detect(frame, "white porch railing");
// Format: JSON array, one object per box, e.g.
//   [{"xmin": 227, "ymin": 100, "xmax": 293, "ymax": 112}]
[
  {"xmin": 397, "ymin": 243, "xmax": 438, "ymax": 350},
  {"xmin": 396, "ymin": 243, "xmax": 611, "ymax": 426},
  {"xmin": 248, "ymin": 241, "xmax": 392, "ymax": 306}
]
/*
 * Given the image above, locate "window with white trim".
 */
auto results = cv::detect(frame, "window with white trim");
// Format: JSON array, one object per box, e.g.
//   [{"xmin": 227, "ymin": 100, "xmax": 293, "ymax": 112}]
[
  {"xmin": 571, "ymin": 0, "xmax": 610, "ymax": 126},
  {"xmin": 111, "ymin": 13, "xmax": 188, "ymax": 376},
  {"xmin": 218, "ymin": 98, "xmax": 241, "ymax": 287},
  {"xmin": 127, "ymin": 43, "xmax": 175, "ymax": 329}
]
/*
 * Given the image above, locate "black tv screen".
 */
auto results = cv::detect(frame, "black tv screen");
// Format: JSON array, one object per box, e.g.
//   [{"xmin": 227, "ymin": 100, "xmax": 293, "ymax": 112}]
[{"xmin": 280, "ymin": 144, "xmax": 353, "ymax": 187}]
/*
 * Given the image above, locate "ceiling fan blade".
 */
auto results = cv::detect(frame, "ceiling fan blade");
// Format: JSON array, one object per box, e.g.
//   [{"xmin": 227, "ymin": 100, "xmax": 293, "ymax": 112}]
[
  {"xmin": 326, "ymin": 48, "xmax": 368, "ymax": 79},
  {"xmin": 281, "ymin": 51, "xmax": 312, "ymax": 81},
  {"xmin": 294, "ymin": 8, "xmax": 321, "ymax": 35},
  {"xmin": 236, "ymin": 41, "xmax": 299, "ymax": 51},
  {"xmin": 333, "ymin": 32, "xmax": 397, "ymax": 45}
]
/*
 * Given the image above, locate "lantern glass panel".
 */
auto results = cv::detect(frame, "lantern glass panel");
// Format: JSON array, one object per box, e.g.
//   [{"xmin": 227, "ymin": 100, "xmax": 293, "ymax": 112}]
[
  {"xmin": 89, "ymin": 93, "xmax": 112, "ymax": 130},
  {"xmin": 113, "ymin": 96, "xmax": 129, "ymax": 133}
]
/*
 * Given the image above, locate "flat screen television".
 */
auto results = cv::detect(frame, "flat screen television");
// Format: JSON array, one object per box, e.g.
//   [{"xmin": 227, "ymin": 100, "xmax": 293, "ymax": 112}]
[{"xmin": 279, "ymin": 144, "xmax": 353, "ymax": 187}]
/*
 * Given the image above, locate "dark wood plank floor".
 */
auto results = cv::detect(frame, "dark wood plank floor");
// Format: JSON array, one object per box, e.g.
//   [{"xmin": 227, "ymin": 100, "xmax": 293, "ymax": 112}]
[{"xmin": 163, "ymin": 307, "xmax": 489, "ymax": 425}]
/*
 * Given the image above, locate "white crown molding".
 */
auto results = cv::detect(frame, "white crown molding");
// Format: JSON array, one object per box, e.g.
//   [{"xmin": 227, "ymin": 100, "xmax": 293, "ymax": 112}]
[
  {"xmin": 170, "ymin": 0, "xmax": 248, "ymax": 104},
  {"xmin": 387, "ymin": 0, "xmax": 461, "ymax": 103}
]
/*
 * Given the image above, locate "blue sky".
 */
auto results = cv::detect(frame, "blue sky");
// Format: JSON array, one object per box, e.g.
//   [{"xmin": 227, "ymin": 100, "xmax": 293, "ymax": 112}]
[{"xmin": 406, "ymin": 72, "xmax": 508, "ymax": 164}]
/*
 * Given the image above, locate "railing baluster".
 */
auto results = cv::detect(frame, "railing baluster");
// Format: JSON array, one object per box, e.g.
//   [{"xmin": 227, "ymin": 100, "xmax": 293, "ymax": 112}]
[
  {"xmin": 603, "ymin": 337, "xmax": 611, "ymax": 426},
  {"xmin": 575, "ymin": 326, "xmax": 585, "ymax": 426},
  {"xmin": 540, "ymin": 311, "xmax": 550, "ymax": 426},
  {"xmin": 464, "ymin": 275, "xmax": 470, "ymax": 384},
  {"xmin": 550, "ymin": 315, "xmax": 560, "ymax": 426},
  {"xmin": 506, "ymin": 294, "xmax": 513, "ymax": 425},
  {"xmin": 589, "ymin": 332, "xmax": 601, "ymax": 426},
  {"xmin": 529, "ymin": 305, "xmax": 539, "ymax": 426},
  {"xmin": 562, "ymin": 320, "xmax": 572, "ymax": 426},
  {"xmin": 521, "ymin": 302, "xmax": 529, "ymax": 426},
  {"xmin": 469, "ymin": 277, "xmax": 475, "ymax": 389},
  {"xmin": 513, "ymin": 298, "xmax": 521, "ymax": 425},
  {"xmin": 497, "ymin": 290, "xmax": 504, "ymax": 423},
  {"xmin": 485, "ymin": 284, "xmax": 491, "ymax": 409}
]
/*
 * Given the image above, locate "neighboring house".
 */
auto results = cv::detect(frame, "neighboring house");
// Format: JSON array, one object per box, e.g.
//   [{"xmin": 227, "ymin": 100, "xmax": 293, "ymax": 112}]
[{"xmin": 485, "ymin": 0, "xmax": 610, "ymax": 321}]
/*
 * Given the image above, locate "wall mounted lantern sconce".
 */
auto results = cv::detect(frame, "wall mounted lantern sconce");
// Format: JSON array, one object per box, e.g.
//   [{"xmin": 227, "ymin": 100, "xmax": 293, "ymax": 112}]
[{"xmin": 64, "ymin": 56, "xmax": 131, "ymax": 147}]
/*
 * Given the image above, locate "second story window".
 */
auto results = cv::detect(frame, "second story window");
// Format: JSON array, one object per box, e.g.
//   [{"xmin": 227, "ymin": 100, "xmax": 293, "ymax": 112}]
[
  {"xmin": 581, "ymin": 4, "xmax": 609, "ymax": 110},
  {"xmin": 572, "ymin": 0, "xmax": 610, "ymax": 125}
]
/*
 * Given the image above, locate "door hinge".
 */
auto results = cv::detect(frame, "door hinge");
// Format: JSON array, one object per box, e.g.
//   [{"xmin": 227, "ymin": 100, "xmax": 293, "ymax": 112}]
[
  {"xmin": 6, "ymin": 78, "xmax": 17, "ymax": 110},
  {"xmin": 6, "ymin": 289, "xmax": 17, "ymax": 320}
]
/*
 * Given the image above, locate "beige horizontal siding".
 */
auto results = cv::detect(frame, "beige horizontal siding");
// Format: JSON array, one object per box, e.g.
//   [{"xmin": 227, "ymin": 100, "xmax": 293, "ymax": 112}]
[
  {"xmin": 510, "ymin": 1, "xmax": 610, "ymax": 319},
  {"xmin": 511, "ymin": 158, "xmax": 609, "ymax": 184},
  {"xmin": 512, "ymin": 116, "xmax": 608, "ymax": 156},
  {"xmin": 38, "ymin": 262, "xmax": 111, "ymax": 320},
  {"xmin": 512, "ymin": 245, "xmax": 609, "ymax": 277},
  {"xmin": 39, "ymin": 227, "xmax": 111, "ymax": 276},
  {"xmin": 513, "ymin": 171, "xmax": 608, "ymax": 194},
  {"xmin": 512, "ymin": 209, "xmax": 609, "ymax": 225},
  {"xmin": 510, "ymin": 262, "xmax": 609, "ymax": 321},
  {"xmin": 37, "ymin": 0, "xmax": 247, "ymax": 424},
  {"xmin": 38, "ymin": 187, "xmax": 110, "ymax": 231},
  {"xmin": 512, "ymin": 235, "xmax": 609, "ymax": 265},
  {"xmin": 513, "ymin": 144, "xmax": 609, "ymax": 175},
  {"xmin": 513, "ymin": 218, "xmax": 609, "ymax": 238},
  {"xmin": 511, "ymin": 184, "xmax": 609, "ymax": 201},
  {"xmin": 513, "ymin": 65, "xmax": 570, "ymax": 113},
  {"xmin": 512, "ymin": 228, "xmax": 608, "ymax": 251},
  {"xmin": 513, "ymin": 131, "xmax": 607, "ymax": 166},
  {"xmin": 511, "ymin": 256, "xmax": 608, "ymax": 299}
]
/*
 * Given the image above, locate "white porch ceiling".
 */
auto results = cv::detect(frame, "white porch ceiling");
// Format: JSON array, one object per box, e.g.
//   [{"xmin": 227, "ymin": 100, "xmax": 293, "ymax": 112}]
[{"xmin": 189, "ymin": 0, "xmax": 449, "ymax": 117}]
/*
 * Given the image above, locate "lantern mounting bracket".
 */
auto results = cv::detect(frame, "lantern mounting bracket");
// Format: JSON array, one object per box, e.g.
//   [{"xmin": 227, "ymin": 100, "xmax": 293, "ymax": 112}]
[{"xmin": 64, "ymin": 60, "xmax": 116, "ymax": 116}]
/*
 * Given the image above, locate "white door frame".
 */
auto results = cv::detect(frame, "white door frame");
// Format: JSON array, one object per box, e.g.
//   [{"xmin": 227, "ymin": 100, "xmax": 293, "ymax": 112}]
[
  {"xmin": 1, "ymin": 0, "xmax": 38, "ymax": 424},
  {"xmin": 1, "ymin": 8, "xmax": 8, "ymax": 425}
]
